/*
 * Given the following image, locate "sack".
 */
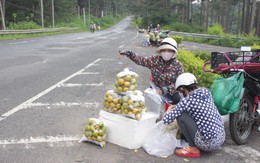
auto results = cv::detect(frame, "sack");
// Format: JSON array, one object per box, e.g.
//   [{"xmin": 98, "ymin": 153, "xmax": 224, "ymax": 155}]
[
  {"xmin": 210, "ymin": 72, "xmax": 244, "ymax": 115},
  {"xmin": 142, "ymin": 121, "xmax": 181, "ymax": 158},
  {"xmin": 79, "ymin": 118, "xmax": 107, "ymax": 148}
]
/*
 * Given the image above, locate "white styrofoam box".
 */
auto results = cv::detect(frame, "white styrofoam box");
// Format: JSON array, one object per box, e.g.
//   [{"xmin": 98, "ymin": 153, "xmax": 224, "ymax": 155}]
[
  {"xmin": 99, "ymin": 110, "xmax": 158, "ymax": 149},
  {"xmin": 143, "ymin": 88, "xmax": 162, "ymax": 115}
]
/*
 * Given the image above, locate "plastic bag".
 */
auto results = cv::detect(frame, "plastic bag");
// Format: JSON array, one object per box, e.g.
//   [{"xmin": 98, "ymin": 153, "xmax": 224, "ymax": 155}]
[
  {"xmin": 79, "ymin": 118, "xmax": 107, "ymax": 148},
  {"xmin": 142, "ymin": 121, "xmax": 182, "ymax": 158},
  {"xmin": 210, "ymin": 72, "xmax": 244, "ymax": 115},
  {"xmin": 102, "ymin": 90, "xmax": 123, "ymax": 114},
  {"xmin": 121, "ymin": 90, "xmax": 145, "ymax": 120},
  {"xmin": 115, "ymin": 68, "xmax": 139, "ymax": 93},
  {"xmin": 143, "ymin": 88, "xmax": 162, "ymax": 115}
]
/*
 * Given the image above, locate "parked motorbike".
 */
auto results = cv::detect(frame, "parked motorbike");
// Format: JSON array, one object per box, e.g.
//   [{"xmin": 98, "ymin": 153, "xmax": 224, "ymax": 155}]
[{"xmin": 203, "ymin": 49, "xmax": 260, "ymax": 145}]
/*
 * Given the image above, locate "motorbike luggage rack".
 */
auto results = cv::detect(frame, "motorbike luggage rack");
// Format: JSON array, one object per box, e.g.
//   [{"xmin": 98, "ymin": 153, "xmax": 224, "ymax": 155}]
[{"xmin": 211, "ymin": 50, "xmax": 260, "ymax": 69}]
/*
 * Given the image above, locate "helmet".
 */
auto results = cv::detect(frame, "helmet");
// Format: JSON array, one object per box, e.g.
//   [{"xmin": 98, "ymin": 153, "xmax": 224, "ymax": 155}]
[
  {"xmin": 175, "ymin": 73, "xmax": 198, "ymax": 89},
  {"xmin": 155, "ymin": 38, "xmax": 178, "ymax": 57}
]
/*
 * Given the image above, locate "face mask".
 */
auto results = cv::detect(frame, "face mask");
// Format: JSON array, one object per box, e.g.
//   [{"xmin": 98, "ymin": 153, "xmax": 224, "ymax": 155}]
[
  {"xmin": 161, "ymin": 52, "xmax": 174, "ymax": 61},
  {"xmin": 178, "ymin": 92, "xmax": 184, "ymax": 99}
]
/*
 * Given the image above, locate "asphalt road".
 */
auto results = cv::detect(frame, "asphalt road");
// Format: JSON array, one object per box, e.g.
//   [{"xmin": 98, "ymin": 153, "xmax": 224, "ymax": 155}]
[{"xmin": 0, "ymin": 16, "xmax": 259, "ymax": 163}]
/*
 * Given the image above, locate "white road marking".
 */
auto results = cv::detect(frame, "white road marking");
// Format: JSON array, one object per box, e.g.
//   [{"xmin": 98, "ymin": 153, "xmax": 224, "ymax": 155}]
[
  {"xmin": 25, "ymin": 102, "xmax": 100, "ymax": 108},
  {"xmin": 0, "ymin": 135, "xmax": 80, "ymax": 148},
  {"xmin": 0, "ymin": 59, "xmax": 102, "ymax": 122},
  {"xmin": 80, "ymin": 72, "xmax": 100, "ymax": 75},
  {"xmin": 59, "ymin": 83, "xmax": 103, "ymax": 87}
]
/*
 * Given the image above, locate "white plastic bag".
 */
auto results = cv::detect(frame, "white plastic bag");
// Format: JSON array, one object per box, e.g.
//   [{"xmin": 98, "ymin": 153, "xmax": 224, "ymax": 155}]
[
  {"xmin": 115, "ymin": 68, "xmax": 139, "ymax": 93},
  {"xmin": 79, "ymin": 118, "xmax": 107, "ymax": 148},
  {"xmin": 142, "ymin": 121, "xmax": 181, "ymax": 158},
  {"xmin": 144, "ymin": 88, "xmax": 162, "ymax": 115}
]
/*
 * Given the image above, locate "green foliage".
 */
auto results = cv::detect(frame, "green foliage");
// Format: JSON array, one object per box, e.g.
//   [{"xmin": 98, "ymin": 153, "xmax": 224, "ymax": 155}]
[
  {"xmin": 208, "ymin": 24, "xmax": 224, "ymax": 35},
  {"xmin": 170, "ymin": 22, "xmax": 204, "ymax": 33},
  {"xmin": 252, "ymin": 43, "xmax": 260, "ymax": 51},
  {"xmin": 132, "ymin": 16, "xmax": 142, "ymax": 27},
  {"xmin": 8, "ymin": 21, "xmax": 41, "ymax": 30},
  {"xmin": 172, "ymin": 36, "xmax": 183, "ymax": 44},
  {"xmin": 177, "ymin": 50, "xmax": 218, "ymax": 88},
  {"xmin": 193, "ymin": 51, "xmax": 211, "ymax": 61}
]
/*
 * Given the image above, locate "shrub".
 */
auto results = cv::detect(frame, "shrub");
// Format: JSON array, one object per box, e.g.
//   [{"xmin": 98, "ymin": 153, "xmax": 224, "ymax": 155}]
[
  {"xmin": 177, "ymin": 50, "xmax": 218, "ymax": 88},
  {"xmin": 208, "ymin": 24, "xmax": 224, "ymax": 35},
  {"xmin": 252, "ymin": 43, "xmax": 260, "ymax": 51},
  {"xmin": 172, "ymin": 36, "xmax": 183, "ymax": 44},
  {"xmin": 8, "ymin": 21, "xmax": 41, "ymax": 30}
]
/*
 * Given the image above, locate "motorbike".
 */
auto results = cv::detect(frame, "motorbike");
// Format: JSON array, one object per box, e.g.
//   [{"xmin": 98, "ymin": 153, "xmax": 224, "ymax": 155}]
[
  {"xmin": 203, "ymin": 49, "xmax": 260, "ymax": 145},
  {"xmin": 90, "ymin": 24, "xmax": 95, "ymax": 33}
]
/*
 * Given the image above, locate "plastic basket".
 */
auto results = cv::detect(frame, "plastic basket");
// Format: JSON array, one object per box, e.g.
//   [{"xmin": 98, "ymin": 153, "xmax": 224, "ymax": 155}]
[{"xmin": 211, "ymin": 50, "xmax": 260, "ymax": 69}]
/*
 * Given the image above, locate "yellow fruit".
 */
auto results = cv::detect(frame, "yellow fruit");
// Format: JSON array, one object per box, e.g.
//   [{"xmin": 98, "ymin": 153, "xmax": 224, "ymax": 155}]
[
  {"xmin": 103, "ymin": 101, "xmax": 109, "ymax": 108},
  {"xmin": 84, "ymin": 131, "xmax": 92, "ymax": 137},
  {"xmin": 116, "ymin": 103, "xmax": 121, "ymax": 109},
  {"xmin": 135, "ymin": 114, "xmax": 141, "ymax": 120},
  {"xmin": 124, "ymin": 75, "xmax": 132, "ymax": 82},
  {"xmin": 112, "ymin": 107, "xmax": 117, "ymax": 112},
  {"xmin": 109, "ymin": 102, "xmax": 115, "ymax": 108},
  {"xmin": 115, "ymin": 81, "xmax": 119, "ymax": 87},
  {"xmin": 122, "ymin": 96, "xmax": 129, "ymax": 102},
  {"xmin": 97, "ymin": 136, "xmax": 102, "ymax": 142},
  {"xmin": 123, "ymin": 87, "xmax": 129, "ymax": 92},
  {"xmin": 118, "ymin": 78, "xmax": 125, "ymax": 86},
  {"xmin": 129, "ymin": 85, "xmax": 135, "ymax": 91},
  {"xmin": 122, "ymin": 103, "xmax": 128, "ymax": 109},
  {"xmin": 98, "ymin": 130, "xmax": 104, "ymax": 136},
  {"xmin": 113, "ymin": 99, "xmax": 119, "ymax": 104},
  {"xmin": 117, "ymin": 87, "xmax": 123, "ymax": 92},
  {"xmin": 107, "ymin": 95, "xmax": 113, "ymax": 102},
  {"xmin": 131, "ymin": 78, "xmax": 137, "ymax": 84},
  {"xmin": 89, "ymin": 126, "xmax": 95, "ymax": 131},
  {"xmin": 140, "ymin": 101, "xmax": 145, "ymax": 106},
  {"xmin": 124, "ymin": 81, "xmax": 131, "ymax": 87},
  {"xmin": 93, "ymin": 130, "xmax": 99, "ymax": 137},
  {"xmin": 128, "ymin": 99, "xmax": 134, "ymax": 105},
  {"xmin": 132, "ymin": 108, "xmax": 139, "ymax": 114},
  {"xmin": 105, "ymin": 91, "xmax": 110, "ymax": 97}
]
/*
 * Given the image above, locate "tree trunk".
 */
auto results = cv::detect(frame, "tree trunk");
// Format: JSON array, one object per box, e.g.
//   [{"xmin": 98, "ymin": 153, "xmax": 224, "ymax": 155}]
[
  {"xmin": 0, "ymin": 0, "xmax": 6, "ymax": 30},
  {"xmin": 256, "ymin": 2, "xmax": 260, "ymax": 36},
  {"xmin": 225, "ymin": 2, "xmax": 230, "ymax": 33},
  {"xmin": 249, "ymin": 0, "xmax": 256, "ymax": 33},
  {"xmin": 237, "ymin": 1, "xmax": 241, "ymax": 34},
  {"xmin": 244, "ymin": 0, "xmax": 251, "ymax": 34},
  {"xmin": 241, "ymin": 0, "xmax": 246, "ymax": 33}
]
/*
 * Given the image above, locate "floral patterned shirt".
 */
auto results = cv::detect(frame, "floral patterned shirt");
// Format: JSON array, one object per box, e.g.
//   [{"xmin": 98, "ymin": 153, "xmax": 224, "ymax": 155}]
[{"xmin": 126, "ymin": 52, "xmax": 183, "ymax": 95}]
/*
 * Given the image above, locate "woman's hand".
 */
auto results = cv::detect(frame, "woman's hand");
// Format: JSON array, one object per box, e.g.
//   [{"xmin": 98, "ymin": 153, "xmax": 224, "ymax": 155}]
[
  {"xmin": 118, "ymin": 49, "xmax": 132, "ymax": 56},
  {"xmin": 167, "ymin": 105, "xmax": 176, "ymax": 111}
]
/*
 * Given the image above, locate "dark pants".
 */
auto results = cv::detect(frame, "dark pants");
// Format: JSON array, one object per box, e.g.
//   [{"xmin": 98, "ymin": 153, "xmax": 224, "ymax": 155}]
[{"xmin": 177, "ymin": 112, "xmax": 198, "ymax": 147}]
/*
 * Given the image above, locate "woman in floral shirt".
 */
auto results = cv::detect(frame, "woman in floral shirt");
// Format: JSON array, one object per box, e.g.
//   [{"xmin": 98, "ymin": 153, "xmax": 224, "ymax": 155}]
[
  {"xmin": 163, "ymin": 73, "xmax": 225, "ymax": 158},
  {"xmin": 119, "ymin": 38, "xmax": 183, "ymax": 104}
]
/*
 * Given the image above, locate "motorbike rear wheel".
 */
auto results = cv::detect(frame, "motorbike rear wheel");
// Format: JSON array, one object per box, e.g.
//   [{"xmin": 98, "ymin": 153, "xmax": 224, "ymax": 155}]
[{"xmin": 229, "ymin": 94, "xmax": 254, "ymax": 145}]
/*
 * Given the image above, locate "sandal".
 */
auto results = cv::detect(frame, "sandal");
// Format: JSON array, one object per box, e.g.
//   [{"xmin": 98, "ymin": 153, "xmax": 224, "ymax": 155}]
[{"xmin": 175, "ymin": 146, "xmax": 200, "ymax": 158}]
